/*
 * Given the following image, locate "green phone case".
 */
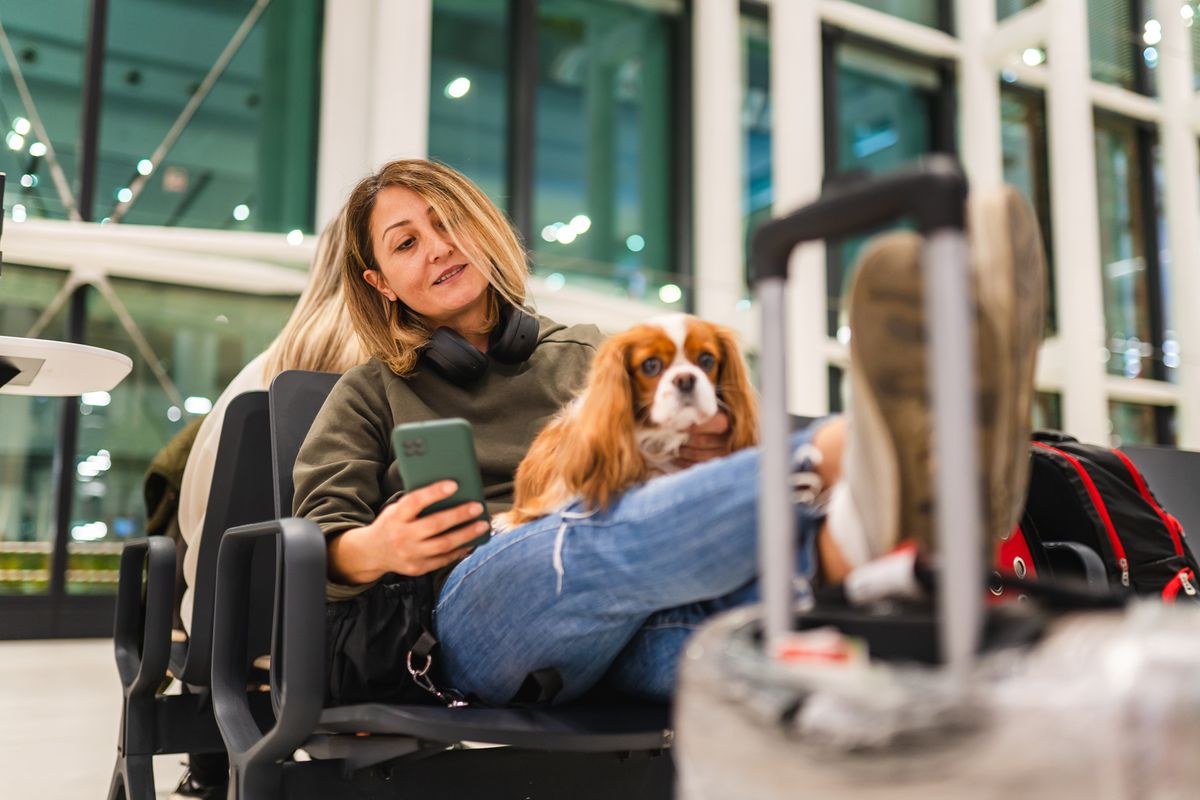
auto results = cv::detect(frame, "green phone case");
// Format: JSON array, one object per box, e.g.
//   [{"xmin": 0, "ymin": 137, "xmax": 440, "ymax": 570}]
[{"xmin": 392, "ymin": 417, "xmax": 491, "ymax": 547}]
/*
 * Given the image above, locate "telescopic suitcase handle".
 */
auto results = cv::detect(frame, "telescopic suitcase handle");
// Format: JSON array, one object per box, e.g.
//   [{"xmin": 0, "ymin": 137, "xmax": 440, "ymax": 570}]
[{"xmin": 749, "ymin": 155, "xmax": 980, "ymax": 684}]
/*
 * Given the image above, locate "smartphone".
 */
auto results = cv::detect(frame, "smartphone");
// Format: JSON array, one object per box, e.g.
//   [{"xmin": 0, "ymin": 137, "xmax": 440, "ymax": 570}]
[{"xmin": 392, "ymin": 418, "xmax": 491, "ymax": 548}]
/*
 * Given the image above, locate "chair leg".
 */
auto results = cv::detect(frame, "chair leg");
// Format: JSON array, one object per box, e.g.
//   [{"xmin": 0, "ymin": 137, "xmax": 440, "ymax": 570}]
[
  {"xmin": 106, "ymin": 758, "xmax": 126, "ymax": 800},
  {"xmin": 116, "ymin": 754, "xmax": 158, "ymax": 800}
]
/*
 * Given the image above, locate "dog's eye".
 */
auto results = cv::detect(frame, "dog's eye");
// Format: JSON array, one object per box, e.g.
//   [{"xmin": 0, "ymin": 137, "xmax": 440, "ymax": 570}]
[
  {"xmin": 640, "ymin": 357, "xmax": 663, "ymax": 377},
  {"xmin": 697, "ymin": 352, "xmax": 716, "ymax": 371}
]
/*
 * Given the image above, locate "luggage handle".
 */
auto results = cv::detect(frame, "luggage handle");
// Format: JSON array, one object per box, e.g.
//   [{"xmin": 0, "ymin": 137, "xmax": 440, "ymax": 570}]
[{"xmin": 749, "ymin": 156, "xmax": 980, "ymax": 686}]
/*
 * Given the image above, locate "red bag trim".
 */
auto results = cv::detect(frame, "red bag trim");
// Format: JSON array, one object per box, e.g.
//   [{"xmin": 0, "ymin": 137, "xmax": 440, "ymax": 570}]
[
  {"xmin": 1032, "ymin": 442, "xmax": 1129, "ymax": 582},
  {"xmin": 1162, "ymin": 567, "xmax": 1195, "ymax": 603},
  {"xmin": 1111, "ymin": 449, "xmax": 1185, "ymax": 558}
]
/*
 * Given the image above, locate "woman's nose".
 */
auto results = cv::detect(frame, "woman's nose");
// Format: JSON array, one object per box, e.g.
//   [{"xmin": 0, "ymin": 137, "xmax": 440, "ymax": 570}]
[{"xmin": 430, "ymin": 233, "xmax": 454, "ymax": 262}]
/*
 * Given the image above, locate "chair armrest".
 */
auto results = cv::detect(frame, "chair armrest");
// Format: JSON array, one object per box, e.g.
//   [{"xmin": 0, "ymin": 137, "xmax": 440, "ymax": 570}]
[
  {"xmin": 211, "ymin": 517, "xmax": 327, "ymax": 791},
  {"xmin": 1043, "ymin": 541, "xmax": 1110, "ymax": 588},
  {"xmin": 114, "ymin": 536, "xmax": 176, "ymax": 695}
]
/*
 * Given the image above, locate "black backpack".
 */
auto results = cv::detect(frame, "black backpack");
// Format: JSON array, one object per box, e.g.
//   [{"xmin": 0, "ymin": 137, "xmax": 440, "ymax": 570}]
[{"xmin": 992, "ymin": 431, "xmax": 1200, "ymax": 603}]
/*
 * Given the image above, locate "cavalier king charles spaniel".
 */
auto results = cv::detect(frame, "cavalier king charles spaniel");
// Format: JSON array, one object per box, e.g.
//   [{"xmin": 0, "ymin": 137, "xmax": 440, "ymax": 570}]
[{"xmin": 497, "ymin": 313, "xmax": 759, "ymax": 529}]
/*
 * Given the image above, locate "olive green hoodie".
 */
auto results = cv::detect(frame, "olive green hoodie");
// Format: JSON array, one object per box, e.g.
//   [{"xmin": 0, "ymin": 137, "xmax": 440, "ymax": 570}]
[{"xmin": 293, "ymin": 316, "xmax": 603, "ymax": 600}]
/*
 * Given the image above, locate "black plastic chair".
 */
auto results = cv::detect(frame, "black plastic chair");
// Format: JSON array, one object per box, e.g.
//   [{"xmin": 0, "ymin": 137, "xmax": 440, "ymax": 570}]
[
  {"xmin": 1121, "ymin": 443, "xmax": 1200, "ymax": 561},
  {"xmin": 108, "ymin": 391, "xmax": 276, "ymax": 800},
  {"xmin": 211, "ymin": 370, "xmax": 674, "ymax": 800}
]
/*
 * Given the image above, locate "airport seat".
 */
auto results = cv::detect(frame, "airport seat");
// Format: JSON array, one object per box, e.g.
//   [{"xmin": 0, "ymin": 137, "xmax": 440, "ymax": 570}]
[
  {"xmin": 108, "ymin": 391, "xmax": 276, "ymax": 800},
  {"xmin": 1121, "ymin": 443, "xmax": 1200, "ymax": 562},
  {"xmin": 210, "ymin": 369, "xmax": 674, "ymax": 800}
]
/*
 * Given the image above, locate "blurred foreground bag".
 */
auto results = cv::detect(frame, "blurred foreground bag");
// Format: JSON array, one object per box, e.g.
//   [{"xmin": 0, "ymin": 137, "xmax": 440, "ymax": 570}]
[
  {"xmin": 992, "ymin": 431, "xmax": 1200, "ymax": 602},
  {"xmin": 675, "ymin": 603, "xmax": 1200, "ymax": 800}
]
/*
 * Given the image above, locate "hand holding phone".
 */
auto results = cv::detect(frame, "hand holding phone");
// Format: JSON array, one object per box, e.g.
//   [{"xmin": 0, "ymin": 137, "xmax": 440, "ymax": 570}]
[{"xmin": 392, "ymin": 418, "xmax": 491, "ymax": 548}]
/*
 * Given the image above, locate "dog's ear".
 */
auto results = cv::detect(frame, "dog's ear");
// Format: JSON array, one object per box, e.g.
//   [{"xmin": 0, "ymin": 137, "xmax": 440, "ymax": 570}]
[
  {"xmin": 714, "ymin": 324, "xmax": 759, "ymax": 449},
  {"xmin": 559, "ymin": 333, "xmax": 646, "ymax": 509}
]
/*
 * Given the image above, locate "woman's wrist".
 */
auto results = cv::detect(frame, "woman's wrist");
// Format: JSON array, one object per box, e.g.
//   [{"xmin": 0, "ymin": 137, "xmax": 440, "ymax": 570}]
[{"xmin": 327, "ymin": 525, "xmax": 385, "ymax": 585}]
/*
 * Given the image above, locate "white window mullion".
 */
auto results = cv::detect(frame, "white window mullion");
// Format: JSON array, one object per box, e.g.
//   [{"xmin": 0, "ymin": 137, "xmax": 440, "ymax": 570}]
[
  {"xmin": 957, "ymin": 0, "xmax": 1003, "ymax": 191},
  {"xmin": 1155, "ymin": 0, "xmax": 1200, "ymax": 446},
  {"xmin": 1045, "ymin": 0, "xmax": 1111, "ymax": 443},
  {"xmin": 316, "ymin": 0, "xmax": 431, "ymax": 230},
  {"xmin": 692, "ymin": 0, "xmax": 747, "ymax": 336},
  {"xmin": 771, "ymin": 0, "xmax": 828, "ymax": 417}
]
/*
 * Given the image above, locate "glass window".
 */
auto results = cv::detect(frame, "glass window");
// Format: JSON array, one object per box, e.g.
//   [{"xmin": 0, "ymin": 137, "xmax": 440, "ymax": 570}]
[
  {"xmin": 0, "ymin": 2, "xmax": 89, "ymax": 221},
  {"xmin": 1033, "ymin": 391, "xmax": 1063, "ymax": 431},
  {"xmin": 1094, "ymin": 115, "xmax": 1166, "ymax": 380},
  {"xmin": 1000, "ymin": 86, "xmax": 1056, "ymax": 334},
  {"xmin": 93, "ymin": 0, "xmax": 321, "ymax": 231},
  {"xmin": 1109, "ymin": 400, "xmax": 1175, "ymax": 446},
  {"xmin": 997, "ymin": 0, "xmax": 1040, "ymax": 21},
  {"xmin": 742, "ymin": 12, "xmax": 771, "ymax": 291},
  {"xmin": 0, "ymin": 264, "xmax": 70, "ymax": 595},
  {"xmin": 1088, "ymin": 0, "xmax": 1160, "ymax": 95},
  {"xmin": 428, "ymin": 0, "xmax": 512, "ymax": 207},
  {"xmin": 531, "ymin": 0, "xmax": 682, "ymax": 306},
  {"xmin": 844, "ymin": 0, "xmax": 943, "ymax": 30},
  {"xmin": 64, "ymin": 277, "xmax": 294, "ymax": 594},
  {"xmin": 828, "ymin": 40, "xmax": 949, "ymax": 336}
]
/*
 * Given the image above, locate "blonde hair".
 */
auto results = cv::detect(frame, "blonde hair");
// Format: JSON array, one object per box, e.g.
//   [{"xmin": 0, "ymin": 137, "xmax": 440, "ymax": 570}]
[
  {"xmin": 342, "ymin": 159, "xmax": 530, "ymax": 377},
  {"xmin": 261, "ymin": 207, "xmax": 366, "ymax": 380}
]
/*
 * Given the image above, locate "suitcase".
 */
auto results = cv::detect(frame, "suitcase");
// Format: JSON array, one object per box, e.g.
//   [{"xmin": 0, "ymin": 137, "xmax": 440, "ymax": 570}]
[{"xmin": 673, "ymin": 159, "xmax": 1200, "ymax": 799}]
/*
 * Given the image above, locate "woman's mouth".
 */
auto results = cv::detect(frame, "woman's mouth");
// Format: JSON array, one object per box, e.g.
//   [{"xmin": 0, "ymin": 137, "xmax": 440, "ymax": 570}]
[{"xmin": 432, "ymin": 264, "xmax": 467, "ymax": 286}]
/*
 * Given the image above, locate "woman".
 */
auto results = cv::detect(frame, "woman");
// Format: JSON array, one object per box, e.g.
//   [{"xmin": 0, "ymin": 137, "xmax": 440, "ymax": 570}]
[
  {"xmin": 178, "ymin": 209, "xmax": 365, "ymax": 633},
  {"xmin": 293, "ymin": 159, "xmax": 1042, "ymax": 705}
]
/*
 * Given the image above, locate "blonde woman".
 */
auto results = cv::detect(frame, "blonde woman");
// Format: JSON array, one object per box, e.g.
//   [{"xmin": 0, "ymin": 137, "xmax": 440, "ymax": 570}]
[{"xmin": 177, "ymin": 209, "xmax": 365, "ymax": 633}]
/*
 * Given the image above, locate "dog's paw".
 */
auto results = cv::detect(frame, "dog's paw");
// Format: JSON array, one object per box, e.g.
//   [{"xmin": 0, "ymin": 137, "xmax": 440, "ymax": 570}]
[{"xmin": 492, "ymin": 512, "xmax": 517, "ymax": 534}]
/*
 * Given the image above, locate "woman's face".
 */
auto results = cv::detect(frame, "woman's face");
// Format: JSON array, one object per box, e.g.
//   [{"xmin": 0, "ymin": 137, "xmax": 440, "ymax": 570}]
[{"xmin": 364, "ymin": 185, "xmax": 491, "ymax": 331}]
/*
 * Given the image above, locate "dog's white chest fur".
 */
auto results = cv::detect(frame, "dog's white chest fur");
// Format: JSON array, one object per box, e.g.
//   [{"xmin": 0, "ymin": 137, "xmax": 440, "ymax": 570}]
[{"xmin": 636, "ymin": 427, "xmax": 691, "ymax": 474}]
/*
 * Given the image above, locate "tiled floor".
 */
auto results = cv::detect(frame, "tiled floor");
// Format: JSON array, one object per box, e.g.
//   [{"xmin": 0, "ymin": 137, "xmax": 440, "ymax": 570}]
[{"xmin": 0, "ymin": 639, "xmax": 182, "ymax": 799}]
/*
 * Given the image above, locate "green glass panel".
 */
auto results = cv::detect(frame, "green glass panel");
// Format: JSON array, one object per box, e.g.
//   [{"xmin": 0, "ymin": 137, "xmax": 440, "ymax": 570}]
[
  {"xmin": 64, "ymin": 277, "xmax": 294, "ymax": 594},
  {"xmin": 742, "ymin": 13, "xmax": 771, "ymax": 293},
  {"xmin": 1088, "ymin": 0, "xmax": 1161, "ymax": 96},
  {"xmin": 997, "ymin": 0, "xmax": 1040, "ymax": 20},
  {"xmin": 1109, "ymin": 400, "xmax": 1174, "ymax": 446},
  {"xmin": 1000, "ymin": 87, "xmax": 1057, "ymax": 334},
  {"xmin": 0, "ymin": 263, "xmax": 70, "ymax": 594},
  {"xmin": 0, "ymin": 1, "xmax": 89, "ymax": 221},
  {"xmin": 531, "ymin": 0, "xmax": 681, "ymax": 306},
  {"xmin": 428, "ymin": 0, "xmax": 511, "ymax": 207},
  {"xmin": 1094, "ymin": 116, "xmax": 1159, "ymax": 380},
  {"xmin": 1032, "ymin": 391, "xmax": 1063, "ymax": 431},
  {"xmin": 843, "ymin": 0, "xmax": 942, "ymax": 29},
  {"xmin": 829, "ymin": 44, "xmax": 943, "ymax": 336},
  {"xmin": 93, "ymin": 0, "xmax": 321, "ymax": 230}
]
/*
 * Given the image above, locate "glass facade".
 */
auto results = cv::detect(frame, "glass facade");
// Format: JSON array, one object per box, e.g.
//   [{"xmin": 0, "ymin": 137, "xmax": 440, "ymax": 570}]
[
  {"xmin": 1000, "ymin": 86, "xmax": 1056, "ymax": 333},
  {"xmin": 428, "ymin": 0, "xmax": 511, "ymax": 205},
  {"xmin": 1109, "ymin": 400, "xmax": 1176, "ymax": 446},
  {"xmin": 828, "ymin": 40, "xmax": 948, "ymax": 335},
  {"xmin": 531, "ymin": 0, "xmax": 680, "ymax": 303},
  {"xmin": 844, "ymin": 0, "xmax": 944, "ymax": 30},
  {"xmin": 0, "ymin": 265, "xmax": 69, "ymax": 595},
  {"xmin": 1094, "ymin": 114, "xmax": 1167, "ymax": 381},
  {"xmin": 1, "ymin": 0, "xmax": 321, "ymax": 231},
  {"xmin": 61, "ymin": 278, "xmax": 294, "ymax": 594},
  {"xmin": 742, "ymin": 12, "xmax": 771, "ymax": 289},
  {"xmin": 428, "ymin": 0, "xmax": 684, "ymax": 307},
  {"xmin": 0, "ymin": 1, "xmax": 88, "ymax": 221}
]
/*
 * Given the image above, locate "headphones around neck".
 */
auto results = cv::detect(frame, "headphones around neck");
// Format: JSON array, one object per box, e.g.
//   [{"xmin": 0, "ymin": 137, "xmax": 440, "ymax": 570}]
[{"xmin": 420, "ymin": 304, "xmax": 540, "ymax": 385}]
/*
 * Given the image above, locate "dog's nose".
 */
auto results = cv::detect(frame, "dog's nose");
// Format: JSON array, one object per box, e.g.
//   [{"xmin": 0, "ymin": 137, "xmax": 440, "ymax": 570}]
[{"xmin": 673, "ymin": 373, "xmax": 695, "ymax": 393}]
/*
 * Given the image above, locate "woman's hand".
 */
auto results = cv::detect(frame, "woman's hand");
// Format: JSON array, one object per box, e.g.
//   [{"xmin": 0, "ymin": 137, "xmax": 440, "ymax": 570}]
[
  {"xmin": 327, "ymin": 480, "xmax": 489, "ymax": 585},
  {"xmin": 674, "ymin": 411, "xmax": 733, "ymax": 469}
]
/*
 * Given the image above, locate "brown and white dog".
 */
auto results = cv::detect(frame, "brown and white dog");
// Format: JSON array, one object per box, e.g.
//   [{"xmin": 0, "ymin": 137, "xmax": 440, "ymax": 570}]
[{"xmin": 497, "ymin": 313, "xmax": 759, "ymax": 529}]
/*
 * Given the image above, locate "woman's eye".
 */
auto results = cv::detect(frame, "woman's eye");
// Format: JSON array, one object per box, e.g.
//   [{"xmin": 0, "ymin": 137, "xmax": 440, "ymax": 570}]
[
  {"xmin": 640, "ymin": 358, "xmax": 663, "ymax": 377},
  {"xmin": 396, "ymin": 238, "xmax": 415, "ymax": 252},
  {"xmin": 697, "ymin": 352, "xmax": 716, "ymax": 371}
]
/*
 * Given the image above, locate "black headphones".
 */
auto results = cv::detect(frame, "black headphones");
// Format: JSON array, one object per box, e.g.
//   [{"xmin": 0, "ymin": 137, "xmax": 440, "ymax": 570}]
[{"xmin": 420, "ymin": 304, "xmax": 540, "ymax": 384}]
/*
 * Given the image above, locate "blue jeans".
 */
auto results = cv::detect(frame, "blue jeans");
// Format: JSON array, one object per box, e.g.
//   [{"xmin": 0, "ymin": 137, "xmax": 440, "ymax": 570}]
[{"xmin": 434, "ymin": 428, "xmax": 818, "ymax": 704}]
